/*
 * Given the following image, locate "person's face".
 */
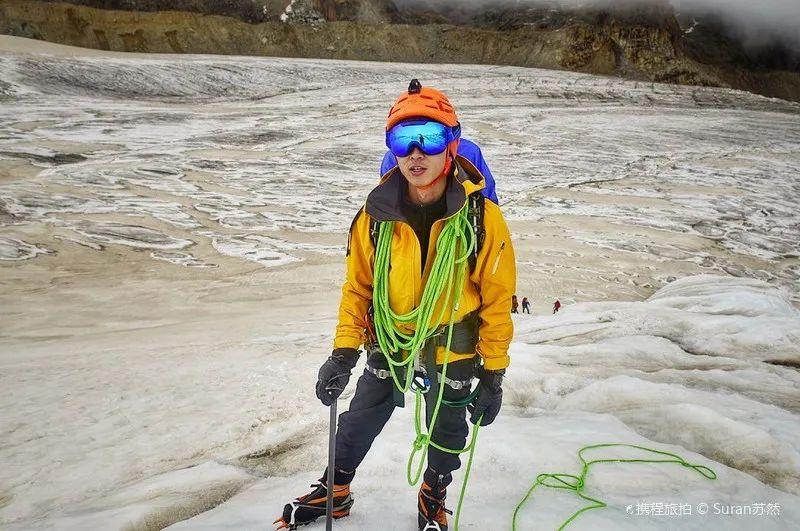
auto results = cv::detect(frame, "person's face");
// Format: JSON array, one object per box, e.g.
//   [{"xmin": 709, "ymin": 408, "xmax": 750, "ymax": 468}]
[{"xmin": 396, "ymin": 147, "xmax": 447, "ymax": 188}]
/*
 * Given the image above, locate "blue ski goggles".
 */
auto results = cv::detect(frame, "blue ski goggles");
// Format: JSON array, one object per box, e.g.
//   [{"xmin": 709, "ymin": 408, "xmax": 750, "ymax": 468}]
[{"xmin": 385, "ymin": 119, "xmax": 461, "ymax": 157}]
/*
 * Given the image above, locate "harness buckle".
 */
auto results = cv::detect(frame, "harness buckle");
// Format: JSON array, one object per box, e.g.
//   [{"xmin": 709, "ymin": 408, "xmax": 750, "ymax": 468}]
[
  {"xmin": 365, "ymin": 363, "xmax": 391, "ymax": 380},
  {"xmin": 446, "ymin": 378, "xmax": 464, "ymax": 390},
  {"xmin": 437, "ymin": 373, "xmax": 472, "ymax": 390}
]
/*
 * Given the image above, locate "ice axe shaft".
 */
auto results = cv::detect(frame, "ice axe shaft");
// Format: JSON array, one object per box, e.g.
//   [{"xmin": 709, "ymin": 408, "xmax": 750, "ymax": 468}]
[{"xmin": 326, "ymin": 396, "xmax": 337, "ymax": 531}]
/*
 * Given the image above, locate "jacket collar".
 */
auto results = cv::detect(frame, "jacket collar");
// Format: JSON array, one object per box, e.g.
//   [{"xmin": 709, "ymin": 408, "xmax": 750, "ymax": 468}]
[{"xmin": 366, "ymin": 155, "xmax": 485, "ymax": 223}]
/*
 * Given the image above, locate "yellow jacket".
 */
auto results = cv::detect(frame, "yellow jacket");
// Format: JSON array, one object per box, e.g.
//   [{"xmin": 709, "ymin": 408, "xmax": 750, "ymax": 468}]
[{"xmin": 333, "ymin": 156, "xmax": 516, "ymax": 371}]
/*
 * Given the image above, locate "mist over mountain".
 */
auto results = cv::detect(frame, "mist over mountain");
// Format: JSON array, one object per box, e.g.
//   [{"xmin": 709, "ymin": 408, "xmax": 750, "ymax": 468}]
[{"xmin": 392, "ymin": 0, "xmax": 799, "ymax": 71}]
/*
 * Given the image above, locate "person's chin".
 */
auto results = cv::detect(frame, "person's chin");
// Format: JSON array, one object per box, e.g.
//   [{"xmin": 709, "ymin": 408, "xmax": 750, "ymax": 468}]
[
  {"xmin": 405, "ymin": 172, "xmax": 433, "ymax": 187},
  {"xmin": 419, "ymin": 173, "xmax": 434, "ymax": 185}
]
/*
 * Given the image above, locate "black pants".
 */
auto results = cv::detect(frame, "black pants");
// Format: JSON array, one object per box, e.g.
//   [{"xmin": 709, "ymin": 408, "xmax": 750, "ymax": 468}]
[{"xmin": 334, "ymin": 351, "xmax": 474, "ymax": 483}]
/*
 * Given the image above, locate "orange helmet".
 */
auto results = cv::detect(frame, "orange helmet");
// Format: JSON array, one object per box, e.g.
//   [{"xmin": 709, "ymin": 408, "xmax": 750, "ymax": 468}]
[
  {"xmin": 386, "ymin": 80, "xmax": 461, "ymax": 163},
  {"xmin": 386, "ymin": 79, "xmax": 459, "ymax": 131}
]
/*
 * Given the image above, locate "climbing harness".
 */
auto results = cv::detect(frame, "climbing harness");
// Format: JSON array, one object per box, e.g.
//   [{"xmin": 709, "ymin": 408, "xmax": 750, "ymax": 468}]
[{"xmin": 364, "ymin": 361, "xmax": 474, "ymax": 393}]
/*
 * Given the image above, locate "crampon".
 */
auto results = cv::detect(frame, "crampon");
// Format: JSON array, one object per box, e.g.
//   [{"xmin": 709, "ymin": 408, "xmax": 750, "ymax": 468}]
[
  {"xmin": 418, "ymin": 480, "xmax": 452, "ymax": 531},
  {"xmin": 273, "ymin": 482, "xmax": 353, "ymax": 530}
]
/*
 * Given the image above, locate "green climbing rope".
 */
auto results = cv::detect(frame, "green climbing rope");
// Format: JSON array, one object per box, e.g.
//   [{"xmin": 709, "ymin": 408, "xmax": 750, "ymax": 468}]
[
  {"xmin": 370, "ymin": 202, "xmax": 481, "ymax": 530},
  {"xmin": 512, "ymin": 443, "xmax": 718, "ymax": 530},
  {"xmin": 372, "ymin": 202, "xmax": 475, "ymax": 392}
]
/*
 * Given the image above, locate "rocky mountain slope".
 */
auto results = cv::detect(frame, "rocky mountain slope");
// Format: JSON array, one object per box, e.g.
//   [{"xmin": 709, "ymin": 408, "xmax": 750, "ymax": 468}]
[{"xmin": 1, "ymin": 0, "xmax": 798, "ymax": 101}]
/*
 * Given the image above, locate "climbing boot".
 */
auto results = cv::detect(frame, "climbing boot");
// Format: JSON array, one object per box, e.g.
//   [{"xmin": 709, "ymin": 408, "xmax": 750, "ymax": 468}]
[
  {"xmin": 418, "ymin": 478, "xmax": 451, "ymax": 531},
  {"xmin": 273, "ymin": 481, "xmax": 353, "ymax": 530}
]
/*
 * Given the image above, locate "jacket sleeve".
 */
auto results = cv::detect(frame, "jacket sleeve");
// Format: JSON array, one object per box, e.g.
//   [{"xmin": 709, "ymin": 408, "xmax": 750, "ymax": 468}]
[
  {"xmin": 470, "ymin": 203, "xmax": 515, "ymax": 370},
  {"xmin": 333, "ymin": 208, "xmax": 375, "ymax": 350}
]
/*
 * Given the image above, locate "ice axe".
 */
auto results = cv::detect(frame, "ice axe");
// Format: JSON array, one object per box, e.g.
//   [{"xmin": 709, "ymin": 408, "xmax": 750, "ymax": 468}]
[{"xmin": 325, "ymin": 384, "xmax": 339, "ymax": 530}]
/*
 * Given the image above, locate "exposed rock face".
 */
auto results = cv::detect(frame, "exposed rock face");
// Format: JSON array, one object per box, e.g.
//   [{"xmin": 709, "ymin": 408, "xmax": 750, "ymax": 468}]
[
  {"xmin": 1, "ymin": 0, "xmax": 798, "ymax": 102},
  {"xmin": 33, "ymin": 0, "xmax": 281, "ymax": 23},
  {"xmin": 34, "ymin": 0, "xmax": 396, "ymax": 23},
  {"xmin": 280, "ymin": 0, "xmax": 327, "ymax": 25}
]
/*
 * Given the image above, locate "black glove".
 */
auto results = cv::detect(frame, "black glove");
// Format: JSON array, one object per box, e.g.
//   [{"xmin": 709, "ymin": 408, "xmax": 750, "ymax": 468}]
[
  {"xmin": 316, "ymin": 348, "xmax": 360, "ymax": 406},
  {"xmin": 468, "ymin": 368, "xmax": 505, "ymax": 426}
]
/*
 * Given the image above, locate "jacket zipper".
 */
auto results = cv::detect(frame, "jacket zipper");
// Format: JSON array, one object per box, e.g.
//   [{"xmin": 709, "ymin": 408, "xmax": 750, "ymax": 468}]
[
  {"xmin": 413, "ymin": 225, "xmax": 418, "ymax": 304},
  {"xmin": 491, "ymin": 241, "xmax": 506, "ymax": 275}
]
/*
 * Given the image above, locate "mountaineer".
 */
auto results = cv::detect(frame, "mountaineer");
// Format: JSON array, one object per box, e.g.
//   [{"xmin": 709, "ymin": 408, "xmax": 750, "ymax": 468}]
[{"xmin": 275, "ymin": 79, "xmax": 515, "ymax": 531}]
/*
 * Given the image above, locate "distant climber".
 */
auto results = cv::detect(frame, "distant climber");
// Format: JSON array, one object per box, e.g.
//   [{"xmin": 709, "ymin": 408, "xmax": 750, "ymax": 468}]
[{"xmin": 553, "ymin": 299, "xmax": 561, "ymax": 314}]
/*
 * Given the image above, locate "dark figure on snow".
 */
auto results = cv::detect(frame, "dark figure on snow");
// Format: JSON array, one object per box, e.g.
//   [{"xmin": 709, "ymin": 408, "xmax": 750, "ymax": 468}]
[
  {"xmin": 553, "ymin": 299, "xmax": 561, "ymax": 314},
  {"xmin": 522, "ymin": 297, "xmax": 530, "ymax": 314},
  {"xmin": 511, "ymin": 294, "xmax": 519, "ymax": 314}
]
